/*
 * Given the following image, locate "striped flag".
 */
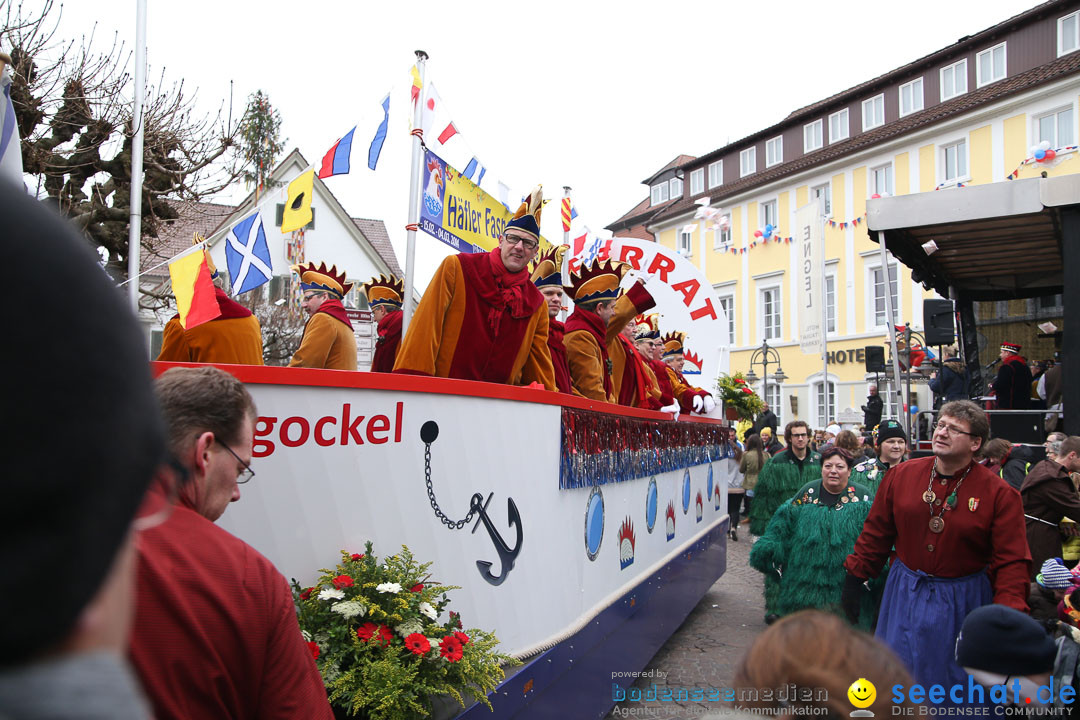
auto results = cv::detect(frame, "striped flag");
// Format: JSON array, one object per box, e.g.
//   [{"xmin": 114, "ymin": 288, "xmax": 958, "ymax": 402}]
[
  {"xmin": 463, "ymin": 156, "xmax": 486, "ymax": 185},
  {"xmin": 169, "ymin": 249, "xmax": 221, "ymax": 329},
  {"xmin": 318, "ymin": 126, "xmax": 355, "ymax": 179},
  {"xmin": 561, "ymin": 197, "xmax": 573, "ymax": 232}
]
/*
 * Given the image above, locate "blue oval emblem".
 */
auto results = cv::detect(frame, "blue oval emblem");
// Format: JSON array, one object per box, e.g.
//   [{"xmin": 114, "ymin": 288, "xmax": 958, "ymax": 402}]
[
  {"xmin": 682, "ymin": 470, "xmax": 691, "ymax": 514},
  {"xmin": 585, "ymin": 486, "xmax": 605, "ymax": 561},
  {"xmin": 646, "ymin": 477, "xmax": 658, "ymax": 533},
  {"xmin": 707, "ymin": 464, "xmax": 714, "ymax": 502}
]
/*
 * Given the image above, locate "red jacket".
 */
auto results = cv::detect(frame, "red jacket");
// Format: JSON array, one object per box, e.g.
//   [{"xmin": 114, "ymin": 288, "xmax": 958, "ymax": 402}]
[{"xmin": 371, "ymin": 309, "xmax": 402, "ymax": 373}]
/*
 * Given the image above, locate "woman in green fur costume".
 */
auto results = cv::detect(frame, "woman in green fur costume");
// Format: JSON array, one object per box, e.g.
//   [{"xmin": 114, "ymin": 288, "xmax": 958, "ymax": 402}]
[
  {"xmin": 850, "ymin": 419, "xmax": 909, "ymax": 497},
  {"xmin": 750, "ymin": 446, "xmax": 879, "ymax": 629},
  {"xmin": 748, "ymin": 421, "xmax": 821, "ymax": 536}
]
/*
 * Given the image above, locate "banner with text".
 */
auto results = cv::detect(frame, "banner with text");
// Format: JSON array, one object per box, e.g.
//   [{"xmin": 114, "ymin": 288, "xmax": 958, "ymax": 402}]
[
  {"xmin": 419, "ymin": 149, "xmax": 550, "ymax": 254},
  {"xmin": 796, "ymin": 201, "xmax": 824, "ymax": 355}
]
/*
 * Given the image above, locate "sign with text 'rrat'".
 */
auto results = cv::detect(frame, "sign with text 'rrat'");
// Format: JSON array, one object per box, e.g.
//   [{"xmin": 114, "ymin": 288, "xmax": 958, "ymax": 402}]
[{"xmin": 796, "ymin": 201, "xmax": 824, "ymax": 355}]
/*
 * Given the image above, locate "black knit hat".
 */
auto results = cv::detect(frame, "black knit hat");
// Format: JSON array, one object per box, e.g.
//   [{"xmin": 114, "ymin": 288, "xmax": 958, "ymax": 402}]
[
  {"xmin": 955, "ymin": 605, "xmax": 1056, "ymax": 676},
  {"xmin": 875, "ymin": 419, "xmax": 909, "ymax": 447},
  {"xmin": 0, "ymin": 184, "xmax": 166, "ymax": 664}
]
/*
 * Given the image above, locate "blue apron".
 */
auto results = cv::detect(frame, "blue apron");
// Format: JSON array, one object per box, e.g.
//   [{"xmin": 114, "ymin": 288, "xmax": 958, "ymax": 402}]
[{"xmin": 876, "ymin": 558, "xmax": 992, "ymax": 706}]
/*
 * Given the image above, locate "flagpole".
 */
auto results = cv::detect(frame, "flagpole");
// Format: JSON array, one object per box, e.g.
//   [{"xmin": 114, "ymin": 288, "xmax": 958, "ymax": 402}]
[
  {"xmin": 402, "ymin": 50, "xmax": 428, "ymax": 334},
  {"xmin": 562, "ymin": 186, "xmax": 571, "ymax": 246},
  {"xmin": 126, "ymin": 0, "xmax": 147, "ymax": 314}
]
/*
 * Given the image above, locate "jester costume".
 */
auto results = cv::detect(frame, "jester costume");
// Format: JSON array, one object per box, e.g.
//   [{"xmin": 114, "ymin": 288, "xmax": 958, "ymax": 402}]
[
  {"xmin": 564, "ymin": 259, "xmax": 630, "ymax": 402},
  {"xmin": 288, "ymin": 262, "xmax": 357, "ymax": 371},
  {"xmin": 530, "ymin": 245, "xmax": 573, "ymax": 394},
  {"xmin": 750, "ymin": 480, "xmax": 878, "ymax": 629},
  {"xmin": 362, "ymin": 274, "xmax": 405, "ymax": 373},
  {"xmin": 607, "ymin": 286, "xmax": 658, "ymax": 408},
  {"xmin": 660, "ymin": 332, "xmax": 710, "ymax": 412}
]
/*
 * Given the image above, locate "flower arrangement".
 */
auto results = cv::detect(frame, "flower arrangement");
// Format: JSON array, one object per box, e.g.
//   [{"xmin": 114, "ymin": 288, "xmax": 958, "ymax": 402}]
[
  {"xmin": 292, "ymin": 542, "xmax": 517, "ymax": 719},
  {"xmin": 716, "ymin": 372, "xmax": 765, "ymax": 421}
]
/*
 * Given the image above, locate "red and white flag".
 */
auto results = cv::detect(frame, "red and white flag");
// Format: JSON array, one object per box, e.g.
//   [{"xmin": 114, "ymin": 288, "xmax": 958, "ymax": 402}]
[{"xmin": 421, "ymin": 82, "xmax": 460, "ymax": 151}]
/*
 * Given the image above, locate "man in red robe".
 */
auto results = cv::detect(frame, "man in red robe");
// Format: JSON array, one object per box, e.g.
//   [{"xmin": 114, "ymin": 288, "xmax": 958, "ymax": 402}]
[
  {"xmin": 635, "ymin": 313, "xmax": 676, "ymax": 408},
  {"xmin": 563, "ymin": 259, "xmax": 631, "ymax": 402},
  {"xmin": 394, "ymin": 186, "xmax": 556, "ymax": 390},
  {"xmin": 530, "ymin": 244, "xmax": 573, "ymax": 393},
  {"xmin": 608, "ymin": 295, "xmax": 661, "ymax": 409},
  {"xmin": 362, "ymin": 273, "xmax": 404, "ymax": 373},
  {"xmin": 662, "ymin": 331, "xmax": 715, "ymax": 414}
]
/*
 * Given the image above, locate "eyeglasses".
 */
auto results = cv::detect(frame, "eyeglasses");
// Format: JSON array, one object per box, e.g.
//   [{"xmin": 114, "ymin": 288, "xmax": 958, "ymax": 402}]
[
  {"xmin": 133, "ymin": 456, "xmax": 192, "ymax": 532},
  {"xmin": 503, "ymin": 234, "xmax": 539, "ymax": 251},
  {"xmin": 934, "ymin": 420, "xmax": 977, "ymax": 438},
  {"xmin": 302, "ymin": 292, "xmax": 326, "ymax": 302},
  {"xmin": 790, "ymin": 433, "xmax": 809, "ymax": 439},
  {"xmin": 217, "ymin": 438, "xmax": 256, "ymax": 484}
]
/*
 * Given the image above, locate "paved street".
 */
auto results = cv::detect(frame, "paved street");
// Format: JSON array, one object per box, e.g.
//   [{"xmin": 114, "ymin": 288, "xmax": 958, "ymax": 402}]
[{"xmin": 605, "ymin": 526, "xmax": 765, "ymax": 719}]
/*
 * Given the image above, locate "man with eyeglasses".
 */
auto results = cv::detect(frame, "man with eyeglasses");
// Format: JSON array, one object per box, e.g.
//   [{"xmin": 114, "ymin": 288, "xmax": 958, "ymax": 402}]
[
  {"xmin": 843, "ymin": 400, "xmax": 1030, "ymax": 701},
  {"xmin": 394, "ymin": 185, "xmax": 556, "ymax": 390},
  {"xmin": 288, "ymin": 261, "xmax": 358, "ymax": 370},
  {"xmin": 130, "ymin": 366, "xmax": 333, "ymax": 719},
  {"xmin": 634, "ymin": 314, "xmax": 676, "ymax": 409}
]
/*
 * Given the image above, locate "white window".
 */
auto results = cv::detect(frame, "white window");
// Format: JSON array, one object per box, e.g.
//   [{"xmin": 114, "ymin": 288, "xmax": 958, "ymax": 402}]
[
  {"xmin": 870, "ymin": 164, "xmax": 893, "ymax": 196},
  {"xmin": 689, "ymin": 168, "xmax": 704, "ymax": 195},
  {"xmin": 713, "ymin": 224, "xmax": 731, "ymax": 250},
  {"xmin": 1036, "ymin": 107, "xmax": 1075, "ymax": 148},
  {"xmin": 740, "ymin": 147, "xmax": 756, "ymax": 177},
  {"xmin": 678, "ymin": 229, "xmax": 692, "ymax": 256},
  {"xmin": 812, "ymin": 183, "xmax": 832, "ymax": 216},
  {"xmin": 825, "ymin": 271, "xmax": 837, "ymax": 334},
  {"xmin": 976, "ymin": 42, "xmax": 1006, "ymax": 87},
  {"xmin": 1060, "ymin": 10, "xmax": 1080, "ymax": 57},
  {"xmin": 761, "ymin": 200, "xmax": 777, "ymax": 230},
  {"xmin": 766, "ymin": 136, "xmax": 783, "ymax": 167},
  {"xmin": 804, "ymin": 120, "xmax": 823, "ymax": 153},
  {"xmin": 718, "ymin": 294, "xmax": 736, "ymax": 345},
  {"xmin": 650, "ymin": 182, "xmax": 669, "ymax": 206},
  {"xmin": 862, "ymin": 94, "xmax": 885, "ymax": 131},
  {"xmin": 940, "ymin": 59, "xmax": 968, "ymax": 101},
  {"xmin": 941, "ymin": 139, "xmax": 968, "ymax": 183},
  {"xmin": 899, "ymin": 78, "xmax": 924, "ymax": 117},
  {"xmin": 829, "ymin": 109, "xmax": 849, "ymax": 143},
  {"xmin": 870, "ymin": 263, "xmax": 899, "ymax": 327},
  {"xmin": 760, "ymin": 286, "xmax": 782, "ymax": 341},
  {"xmin": 763, "ymin": 383, "xmax": 781, "ymax": 426},
  {"xmin": 669, "ymin": 177, "xmax": 683, "ymax": 199},
  {"xmin": 708, "ymin": 160, "xmax": 723, "ymax": 188},
  {"xmin": 815, "ymin": 380, "xmax": 836, "ymax": 428}
]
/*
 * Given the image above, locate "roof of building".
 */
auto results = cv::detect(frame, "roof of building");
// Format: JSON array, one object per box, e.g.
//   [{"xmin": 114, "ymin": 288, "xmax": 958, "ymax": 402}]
[
  {"xmin": 652, "ymin": 49, "xmax": 1080, "ymax": 224},
  {"xmin": 351, "ymin": 217, "xmax": 403, "ymax": 277},
  {"xmin": 642, "ymin": 154, "xmax": 697, "ymax": 184},
  {"xmin": 142, "ymin": 201, "xmax": 236, "ymax": 275}
]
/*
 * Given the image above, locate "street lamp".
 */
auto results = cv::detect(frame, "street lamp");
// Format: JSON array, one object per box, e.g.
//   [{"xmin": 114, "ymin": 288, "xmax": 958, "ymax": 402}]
[{"xmin": 745, "ymin": 340, "xmax": 786, "ymax": 412}]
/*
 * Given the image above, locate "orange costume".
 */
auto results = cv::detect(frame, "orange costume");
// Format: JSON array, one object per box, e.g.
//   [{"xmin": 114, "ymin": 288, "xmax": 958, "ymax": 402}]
[
  {"xmin": 157, "ymin": 287, "xmax": 263, "ymax": 365},
  {"xmin": 564, "ymin": 259, "xmax": 630, "ymax": 402},
  {"xmin": 394, "ymin": 188, "xmax": 556, "ymax": 390},
  {"xmin": 288, "ymin": 262, "xmax": 357, "ymax": 371},
  {"xmin": 607, "ymin": 287, "xmax": 659, "ymax": 408},
  {"xmin": 662, "ymin": 331, "xmax": 711, "ymax": 413},
  {"xmin": 530, "ymin": 245, "xmax": 573, "ymax": 394},
  {"xmin": 362, "ymin": 274, "xmax": 405, "ymax": 374}
]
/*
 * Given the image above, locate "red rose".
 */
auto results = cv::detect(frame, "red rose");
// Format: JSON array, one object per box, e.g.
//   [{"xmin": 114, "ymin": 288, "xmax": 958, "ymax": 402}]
[
  {"xmin": 306, "ymin": 641, "xmax": 320, "ymax": 660},
  {"xmin": 734, "ymin": 378, "xmax": 745, "ymax": 384},
  {"xmin": 410, "ymin": 583, "xmax": 424, "ymax": 592},
  {"xmin": 332, "ymin": 575, "xmax": 354, "ymax": 589},
  {"xmin": 404, "ymin": 633, "xmax": 431, "ymax": 656},
  {"xmin": 453, "ymin": 631, "xmax": 471, "ymax": 646},
  {"xmin": 439, "ymin": 635, "xmax": 463, "ymax": 662},
  {"xmin": 741, "ymin": 387, "xmax": 754, "ymax": 394},
  {"xmin": 350, "ymin": 553, "xmax": 364, "ymax": 561},
  {"xmin": 356, "ymin": 622, "xmax": 377, "ymax": 642},
  {"xmin": 299, "ymin": 587, "xmax": 314, "ymax": 600}
]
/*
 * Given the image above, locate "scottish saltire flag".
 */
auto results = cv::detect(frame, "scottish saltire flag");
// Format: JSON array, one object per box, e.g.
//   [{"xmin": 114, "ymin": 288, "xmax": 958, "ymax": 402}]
[
  {"xmin": 0, "ymin": 61, "xmax": 23, "ymax": 185},
  {"xmin": 318, "ymin": 126, "xmax": 355, "ymax": 179},
  {"xmin": 463, "ymin": 156, "xmax": 486, "ymax": 185},
  {"xmin": 225, "ymin": 211, "xmax": 274, "ymax": 296},
  {"xmin": 368, "ymin": 93, "xmax": 390, "ymax": 171}
]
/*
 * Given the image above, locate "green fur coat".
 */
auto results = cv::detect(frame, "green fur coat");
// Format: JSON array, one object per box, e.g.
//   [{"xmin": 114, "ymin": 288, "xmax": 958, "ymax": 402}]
[{"xmin": 748, "ymin": 449, "xmax": 822, "ymax": 536}]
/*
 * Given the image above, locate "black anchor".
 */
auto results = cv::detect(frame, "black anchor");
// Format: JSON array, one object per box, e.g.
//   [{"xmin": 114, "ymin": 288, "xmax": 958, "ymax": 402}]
[{"xmin": 469, "ymin": 492, "xmax": 523, "ymax": 586}]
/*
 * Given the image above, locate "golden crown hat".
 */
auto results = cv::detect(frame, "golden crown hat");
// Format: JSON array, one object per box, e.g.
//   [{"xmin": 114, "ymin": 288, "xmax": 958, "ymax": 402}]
[
  {"xmin": 193, "ymin": 233, "xmax": 218, "ymax": 279},
  {"xmin": 661, "ymin": 331, "xmax": 686, "ymax": 358},
  {"xmin": 505, "ymin": 185, "xmax": 544, "ymax": 241},
  {"xmin": 634, "ymin": 313, "xmax": 661, "ymax": 340},
  {"xmin": 362, "ymin": 274, "xmax": 404, "ymax": 308},
  {"xmin": 565, "ymin": 258, "xmax": 628, "ymax": 304},
  {"xmin": 291, "ymin": 261, "xmax": 352, "ymax": 298},
  {"xmin": 530, "ymin": 244, "xmax": 569, "ymax": 288}
]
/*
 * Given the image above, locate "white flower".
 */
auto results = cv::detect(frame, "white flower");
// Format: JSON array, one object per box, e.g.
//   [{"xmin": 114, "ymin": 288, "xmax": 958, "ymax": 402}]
[
  {"xmin": 318, "ymin": 588, "xmax": 345, "ymax": 601},
  {"xmin": 331, "ymin": 600, "xmax": 367, "ymax": 619},
  {"xmin": 376, "ymin": 582, "xmax": 402, "ymax": 594},
  {"xmin": 427, "ymin": 637, "xmax": 442, "ymax": 653},
  {"xmin": 302, "ymin": 630, "xmax": 312, "ymax": 642},
  {"xmin": 394, "ymin": 618, "xmax": 424, "ymax": 637},
  {"xmin": 418, "ymin": 602, "xmax": 438, "ymax": 621}
]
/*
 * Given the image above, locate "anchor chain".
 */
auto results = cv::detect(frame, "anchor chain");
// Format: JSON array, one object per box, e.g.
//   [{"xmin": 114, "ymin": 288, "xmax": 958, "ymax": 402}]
[{"xmin": 424, "ymin": 442, "xmax": 476, "ymax": 530}]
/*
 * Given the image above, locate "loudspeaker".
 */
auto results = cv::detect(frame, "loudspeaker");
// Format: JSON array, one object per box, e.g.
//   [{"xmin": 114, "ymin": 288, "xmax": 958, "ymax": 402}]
[
  {"xmin": 924, "ymin": 299, "xmax": 955, "ymax": 346},
  {"xmin": 865, "ymin": 345, "xmax": 886, "ymax": 372}
]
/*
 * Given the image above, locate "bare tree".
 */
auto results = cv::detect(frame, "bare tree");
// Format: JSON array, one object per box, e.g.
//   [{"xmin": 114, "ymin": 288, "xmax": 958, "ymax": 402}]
[{"xmin": 3, "ymin": 0, "xmax": 245, "ymax": 296}]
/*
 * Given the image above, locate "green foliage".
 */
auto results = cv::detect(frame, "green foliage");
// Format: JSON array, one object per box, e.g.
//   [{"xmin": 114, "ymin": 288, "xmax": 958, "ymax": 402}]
[
  {"xmin": 716, "ymin": 371, "xmax": 765, "ymax": 421},
  {"xmin": 239, "ymin": 90, "xmax": 284, "ymax": 191},
  {"xmin": 292, "ymin": 542, "xmax": 518, "ymax": 720}
]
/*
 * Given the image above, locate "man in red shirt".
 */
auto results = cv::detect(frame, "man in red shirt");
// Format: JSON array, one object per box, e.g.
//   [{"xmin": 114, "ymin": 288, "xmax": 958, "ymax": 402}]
[
  {"xmin": 130, "ymin": 366, "xmax": 333, "ymax": 720},
  {"xmin": 362, "ymin": 274, "xmax": 404, "ymax": 373},
  {"xmin": 843, "ymin": 400, "xmax": 1030, "ymax": 697}
]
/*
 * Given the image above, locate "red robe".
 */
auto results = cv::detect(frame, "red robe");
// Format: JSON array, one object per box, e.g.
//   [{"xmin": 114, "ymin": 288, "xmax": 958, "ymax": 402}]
[
  {"xmin": 616, "ymin": 335, "xmax": 657, "ymax": 408},
  {"xmin": 371, "ymin": 309, "xmax": 402, "ymax": 373},
  {"xmin": 844, "ymin": 456, "xmax": 1031, "ymax": 611},
  {"xmin": 565, "ymin": 306, "xmax": 614, "ymax": 401},
  {"xmin": 647, "ymin": 358, "xmax": 676, "ymax": 406},
  {"xmin": 130, "ymin": 502, "xmax": 333, "ymax": 720},
  {"xmin": 547, "ymin": 318, "xmax": 573, "ymax": 394}
]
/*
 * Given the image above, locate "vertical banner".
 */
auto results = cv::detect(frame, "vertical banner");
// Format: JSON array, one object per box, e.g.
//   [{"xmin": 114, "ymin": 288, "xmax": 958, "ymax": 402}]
[{"xmin": 796, "ymin": 202, "xmax": 824, "ymax": 355}]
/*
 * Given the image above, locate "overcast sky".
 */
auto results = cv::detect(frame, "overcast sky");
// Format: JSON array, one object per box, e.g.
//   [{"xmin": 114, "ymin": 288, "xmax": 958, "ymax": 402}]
[{"xmin": 29, "ymin": 0, "xmax": 1037, "ymax": 287}]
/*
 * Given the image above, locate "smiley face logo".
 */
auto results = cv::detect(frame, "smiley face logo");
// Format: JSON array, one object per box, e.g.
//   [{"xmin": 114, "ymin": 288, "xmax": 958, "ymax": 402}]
[{"xmin": 847, "ymin": 677, "xmax": 876, "ymax": 709}]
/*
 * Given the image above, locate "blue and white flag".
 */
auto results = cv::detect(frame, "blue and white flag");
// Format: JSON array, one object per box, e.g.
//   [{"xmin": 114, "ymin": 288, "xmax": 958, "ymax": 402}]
[
  {"xmin": 224, "ymin": 211, "xmax": 273, "ymax": 296},
  {"xmin": 462, "ymin": 156, "xmax": 486, "ymax": 186},
  {"xmin": 367, "ymin": 92, "xmax": 390, "ymax": 171},
  {"xmin": 0, "ymin": 61, "xmax": 23, "ymax": 186}
]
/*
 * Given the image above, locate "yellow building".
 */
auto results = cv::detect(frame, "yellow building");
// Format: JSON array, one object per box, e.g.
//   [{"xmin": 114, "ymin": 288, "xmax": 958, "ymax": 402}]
[{"xmin": 607, "ymin": 0, "xmax": 1080, "ymax": 430}]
